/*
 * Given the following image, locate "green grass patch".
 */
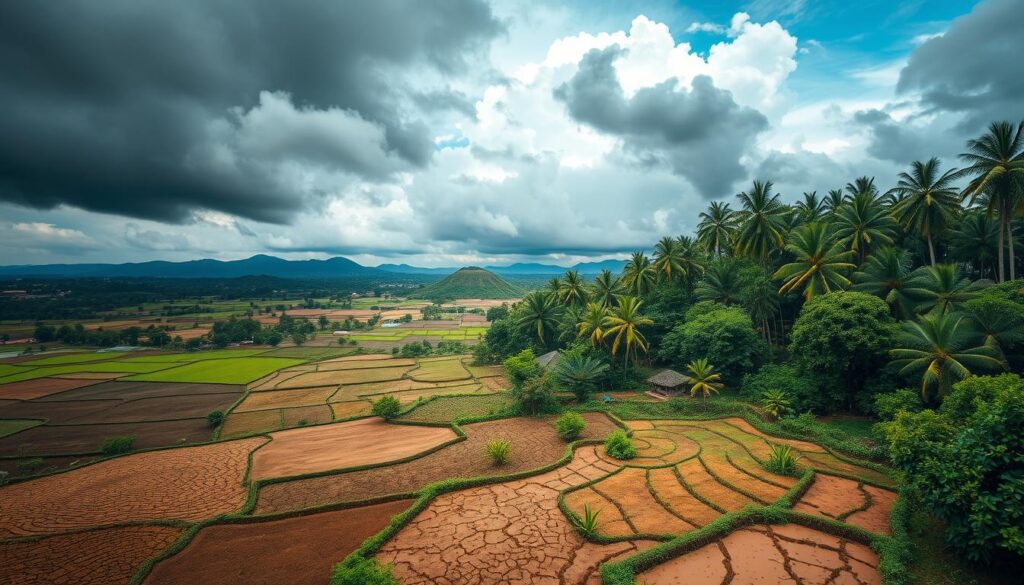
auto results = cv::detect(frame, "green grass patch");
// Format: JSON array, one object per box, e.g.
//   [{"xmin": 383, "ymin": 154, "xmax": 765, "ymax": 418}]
[
  {"xmin": 259, "ymin": 347, "xmax": 356, "ymax": 359},
  {"xmin": 123, "ymin": 357, "xmax": 304, "ymax": 384},
  {"xmin": 0, "ymin": 419, "xmax": 43, "ymax": 438},
  {"xmin": 17, "ymin": 352, "xmax": 123, "ymax": 366},
  {"xmin": 0, "ymin": 360, "xmax": 176, "ymax": 383},
  {"xmin": 398, "ymin": 393, "xmax": 513, "ymax": 423},
  {"xmin": 119, "ymin": 349, "xmax": 271, "ymax": 363}
]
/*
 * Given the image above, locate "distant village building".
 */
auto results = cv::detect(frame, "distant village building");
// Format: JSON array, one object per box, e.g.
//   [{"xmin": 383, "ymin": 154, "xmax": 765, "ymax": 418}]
[{"xmin": 646, "ymin": 369, "xmax": 691, "ymax": 396}]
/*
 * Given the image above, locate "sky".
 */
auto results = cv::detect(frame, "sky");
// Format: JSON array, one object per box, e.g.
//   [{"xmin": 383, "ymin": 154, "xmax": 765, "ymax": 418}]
[{"xmin": 1, "ymin": 0, "xmax": 1022, "ymax": 268}]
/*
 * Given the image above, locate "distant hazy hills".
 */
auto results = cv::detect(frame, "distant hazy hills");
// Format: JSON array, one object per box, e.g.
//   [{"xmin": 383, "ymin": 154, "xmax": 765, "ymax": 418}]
[
  {"xmin": 411, "ymin": 267, "xmax": 523, "ymax": 300},
  {"xmin": 0, "ymin": 255, "xmax": 626, "ymax": 279}
]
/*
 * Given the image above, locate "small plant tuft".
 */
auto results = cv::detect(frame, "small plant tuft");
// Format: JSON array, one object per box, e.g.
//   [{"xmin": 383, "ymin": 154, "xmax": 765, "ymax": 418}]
[
  {"xmin": 206, "ymin": 410, "xmax": 225, "ymax": 428},
  {"xmin": 16, "ymin": 457, "xmax": 44, "ymax": 472},
  {"xmin": 371, "ymin": 395, "xmax": 402, "ymax": 421},
  {"xmin": 763, "ymin": 443, "xmax": 799, "ymax": 476},
  {"xmin": 575, "ymin": 503, "xmax": 601, "ymax": 536},
  {"xmin": 101, "ymin": 435, "xmax": 137, "ymax": 455},
  {"xmin": 555, "ymin": 411, "xmax": 587, "ymax": 441},
  {"xmin": 331, "ymin": 556, "xmax": 401, "ymax": 585},
  {"xmin": 604, "ymin": 430, "xmax": 637, "ymax": 460},
  {"xmin": 761, "ymin": 389, "xmax": 791, "ymax": 419},
  {"xmin": 485, "ymin": 439, "xmax": 511, "ymax": 466}
]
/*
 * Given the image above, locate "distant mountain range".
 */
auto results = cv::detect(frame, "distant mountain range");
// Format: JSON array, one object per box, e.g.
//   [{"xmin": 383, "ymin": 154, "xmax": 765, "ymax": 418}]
[{"xmin": 0, "ymin": 255, "xmax": 627, "ymax": 279}]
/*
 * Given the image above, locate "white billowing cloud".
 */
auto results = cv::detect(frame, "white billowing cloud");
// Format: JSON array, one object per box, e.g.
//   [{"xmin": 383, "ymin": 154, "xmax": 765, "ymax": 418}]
[{"xmin": 685, "ymin": 22, "xmax": 725, "ymax": 34}]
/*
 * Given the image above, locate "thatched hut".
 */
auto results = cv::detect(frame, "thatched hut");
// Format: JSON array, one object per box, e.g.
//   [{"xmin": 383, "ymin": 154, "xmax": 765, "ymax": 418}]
[{"xmin": 646, "ymin": 369, "xmax": 691, "ymax": 396}]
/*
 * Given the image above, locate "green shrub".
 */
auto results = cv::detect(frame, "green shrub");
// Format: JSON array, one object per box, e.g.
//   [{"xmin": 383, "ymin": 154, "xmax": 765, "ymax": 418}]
[
  {"xmin": 880, "ymin": 374, "xmax": 1024, "ymax": 563},
  {"xmin": 331, "ymin": 557, "xmax": 400, "ymax": 585},
  {"xmin": 762, "ymin": 444, "xmax": 799, "ymax": 476},
  {"xmin": 101, "ymin": 435, "xmax": 137, "ymax": 455},
  {"xmin": 503, "ymin": 348, "xmax": 542, "ymax": 387},
  {"xmin": 604, "ymin": 430, "xmax": 636, "ymax": 460},
  {"xmin": 575, "ymin": 503, "xmax": 601, "ymax": 536},
  {"xmin": 761, "ymin": 389, "xmax": 791, "ymax": 419},
  {"xmin": 741, "ymin": 364, "xmax": 822, "ymax": 413},
  {"xmin": 485, "ymin": 439, "xmax": 511, "ymax": 465},
  {"xmin": 513, "ymin": 374, "xmax": 559, "ymax": 415},
  {"xmin": 555, "ymin": 411, "xmax": 587, "ymax": 441},
  {"xmin": 206, "ymin": 410, "xmax": 224, "ymax": 428},
  {"xmin": 371, "ymin": 395, "xmax": 402, "ymax": 421},
  {"xmin": 16, "ymin": 457, "xmax": 44, "ymax": 472},
  {"xmin": 658, "ymin": 302, "xmax": 767, "ymax": 385},
  {"xmin": 873, "ymin": 388, "xmax": 922, "ymax": 421}
]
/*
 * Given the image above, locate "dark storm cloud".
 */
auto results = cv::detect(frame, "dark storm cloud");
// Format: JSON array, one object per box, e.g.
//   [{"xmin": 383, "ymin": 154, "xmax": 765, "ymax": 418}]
[
  {"xmin": 851, "ymin": 109, "xmax": 942, "ymax": 164},
  {"xmin": 553, "ymin": 46, "xmax": 768, "ymax": 199},
  {"xmin": 0, "ymin": 0, "xmax": 502, "ymax": 223},
  {"xmin": 897, "ymin": 0, "xmax": 1024, "ymax": 130}
]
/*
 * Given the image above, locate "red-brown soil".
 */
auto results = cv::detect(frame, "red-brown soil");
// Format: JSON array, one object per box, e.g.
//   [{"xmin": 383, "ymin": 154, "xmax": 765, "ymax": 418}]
[
  {"xmin": 317, "ymin": 358, "xmax": 416, "ymax": 371},
  {"xmin": 253, "ymin": 413, "xmax": 619, "ymax": 514},
  {"xmin": 221, "ymin": 409, "xmax": 284, "ymax": 438},
  {"xmin": 676, "ymin": 457, "xmax": 756, "ymax": 511},
  {"xmin": 329, "ymin": 400, "xmax": 372, "ymax": 419},
  {"xmin": 63, "ymin": 392, "xmax": 241, "ymax": 423},
  {"xmin": 0, "ymin": 524, "xmax": 182, "ymax": 585},
  {"xmin": 249, "ymin": 417, "xmax": 458, "ymax": 480},
  {"xmin": 38, "ymin": 381, "xmax": 243, "ymax": 401},
  {"xmin": 795, "ymin": 475, "xmax": 895, "ymax": 534},
  {"xmin": 0, "ymin": 378, "xmax": 103, "ymax": 400},
  {"xmin": 0, "ymin": 418, "xmax": 214, "ymax": 455},
  {"xmin": 235, "ymin": 387, "xmax": 335, "ymax": 411},
  {"xmin": 142, "ymin": 500, "xmax": 413, "ymax": 585},
  {"xmin": 376, "ymin": 445, "xmax": 654, "ymax": 585},
  {"xmin": 0, "ymin": 437, "xmax": 264, "ymax": 537},
  {"xmin": 637, "ymin": 524, "xmax": 881, "ymax": 585},
  {"xmin": 0, "ymin": 454, "xmax": 100, "ymax": 478}
]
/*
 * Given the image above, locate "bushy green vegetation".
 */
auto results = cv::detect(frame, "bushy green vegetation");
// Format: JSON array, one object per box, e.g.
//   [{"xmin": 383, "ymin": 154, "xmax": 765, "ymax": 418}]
[
  {"xmin": 124, "ymin": 356, "xmax": 304, "ymax": 384},
  {"xmin": 206, "ymin": 410, "xmax": 224, "ymax": 428},
  {"xmin": 485, "ymin": 439, "xmax": 511, "ymax": 465},
  {"xmin": 100, "ymin": 435, "xmax": 136, "ymax": 455},
  {"xmin": 660, "ymin": 302, "xmax": 766, "ymax": 385},
  {"xmin": 604, "ymin": 430, "xmax": 636, "ymax": 460},
  {"xmin": 554, "ymin": 411, "xmax": 586, "ymax": 441},
  {"xmin": 331, "ymin": 557, "xmax": 400, "ymax": 585},
  {"xmin": 413, "ymin": 267, "xmax": 523, "ymax": 300},
  {"xmin": 741, "ymin": 364, "xmax": 821, "ymax": 413},
  {"xmin": 371, "ymin": 395, "xmax": 402, "ymax": 420}
]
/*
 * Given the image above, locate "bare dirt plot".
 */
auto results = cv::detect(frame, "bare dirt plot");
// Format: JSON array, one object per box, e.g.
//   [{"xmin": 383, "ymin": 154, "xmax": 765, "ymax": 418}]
[
  {"xmin": 479, "ymin": 376, "xmax": 509, "ymax": 391},
  {"xmin": 234, "ymin": 387, "xmax": 336, "ymax": 412},
  {"xmin": 0, "ymin": 524, "xmax": 183, "ymax": 585},
  {"xmin": 585, "ymin": 467, "xmax": 695, "ymax": 537},
  {"xmin": 221, "ymin": 409, "xmax": 284, "ymax": 438},
  {"xmin": 280, "ymin": 404, "xmax": 334, "ymax": 428},
  {"xmin": 327, "ymin": 379, "xmax": 469, "ymax": 402},
  {"xmin": 249, "ymin": 417, "xmax": 458, "ymax": 480},
  {"xmin": 407, "ymin": 357, "xmax": 470, "ymax": 382},
  {"xmin": 0, "ymin": 399, "xmax": 122, "ymax": 423},
  {"xmin": 648, "ymin": 466, "xmax": 722, "ymax": 527},
  {"xmin": 0, "ymin": 418, "xmax": 214, "ymax": 455},
  {"xmin": 464, "ymin": 363, "xmax": 504, "ymax": 378},
  {"xmin": 636, "ymin": 524, "xmax": 881, "ymax": 585},
  {"xmin": 253, "ymin": 413, "xmax": 619, "ymax": 514},
  {"xmin": 676, "ymin": 457, "xmax": 757, "ymax": 512},
  {"xmin": 329, "ymin": 400, "xmax": 372, "ymax": 419},
  {"xmin": 38, "ymin": 381, "xmax": 243, "ymax": 401},
  {"xmin": 795, "ymin": 475, "xmax": 896, "ymax": 535},
  {"xmin": 0, "ymin": 437, "xmax": 264, "ymax": 537},
  {"xmin": 142, "ymin": 500, "xmax": 413, "ymax": 585},
  {"xmin": 275, "ymin": 365, "xmax": 412, "ymax": 389},
  {"xmin": 0, "ymin": 377, "xmax": 103, "ymax": 400},
  {"xmin": 0, "ymin": 454, "xmax": 100, "ymax": 479},
  {"xmin": 375, "ymin": 445, "xmax": 652, "ymax": 585},
  {"xmin": 64, "ymin": 392, "xmax": 241, "ymax": 423},
  {"xmin": 316, "ymin": 358, "xmax": 416, "ymax": 372}
]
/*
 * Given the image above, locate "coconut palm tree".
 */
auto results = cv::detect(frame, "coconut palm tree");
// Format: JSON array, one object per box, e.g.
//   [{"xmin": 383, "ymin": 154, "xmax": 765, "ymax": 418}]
[
  {"xmin": 823, "ymin": 189, "xmax": 846, "ymax": 214},
  {"xmin": 958, "ymin": 120, "xmax": 1024, "ymax": 282},
  {"xmin": 833, "ymin": 192, "xmax": 898, "ymax": 263},
  {"xmin": 697, "ymin": 201, "xmax": 737, "ymax": 256},
  {"xmin": 603, "ymin": 295, "xmax": 653, "ymax": 375},
  {"xmin": 887, "ymin": 158, "xmax": 962, "ymax": 266},
  {"xmin": 577, "ymin": 302, "xmax": 609, "ymax": 347},
  {"xmin": 675, "ymin": 235, "xmax": 706, "ymax": 285},
  {"xmin": 905, "ymin": 264, "xmax": 991, "ymax": 314},
  {"xmin": 559, "ymin": 270, "xmax": 589, "ymax": 308},
  {"xmin": 590, "ymin": 270, "xmax": 621, "ymax": 309},
  {"xmin": 795, "ymin": 191, "xmax": 827, "ymax": 224},
  {"xmin": 735, "ymin": 180, "xmax": 786, "ymax": 263},
  {"xmin": 515, "ymin": 291, "xmax": 562, "ymax": 347},
  {"xmin": 773, "ymin": 222, "xmax": 856, "ymax": 301},
  {"xmin": 947, "ymin": 208, "xmax": 999, "ymax": 279},
  {"xmin": 553, "ymin": 353, "xmax": 609, "ymax": 403},
  {"xmin": 890, "ymin": 309, "xmax": 1004, "ymax": 402},
  {"xmin": 653, "ymin": 236, "xmax": 684, "ymax": 281},
  {"xmin": 621, "ymin": 252, "xmax": 657, "ymax": 297},
  {"xmin": 546, "ymin": 277, "xmax": 564, "ymax": 295},
  {"xmin": 686, "ymin": 359, "xmax": 724, "ymax": 407},
  {"xmin": 743, "ymin": 273, "xmax": 780, "ymax": 346},
  {"xmin": 853, "ymin": 247, "xmax": 916, "ymax": 319},
  {"xmin": 845, "ymin": 176, "xmax": 879, "ymax": 199},
  {"xmin": 966, "ymin": 299, "xmax": 1024, "ymax": 365},
  {"xmin": 694, "ymin": 258, "xmax": 743, "ymax": 305}
]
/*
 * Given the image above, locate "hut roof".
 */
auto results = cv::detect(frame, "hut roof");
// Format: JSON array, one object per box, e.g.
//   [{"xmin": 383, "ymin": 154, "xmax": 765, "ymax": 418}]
[
  {"xmin": 536, "ymin": 350, "xmax": 560, "ymax": 368},
  {"xmin": 646, "ymin": 369, "xmax": 691, "ymax": 388}
]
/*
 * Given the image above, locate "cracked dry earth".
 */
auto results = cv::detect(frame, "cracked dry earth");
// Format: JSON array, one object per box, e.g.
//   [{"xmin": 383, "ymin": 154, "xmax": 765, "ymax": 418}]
[
  {"xmin": 637, "ymin": 524, "xmax": 881, "ymax": 585},
  {"xmin": 376, "ymin": 445, "xmax": 659, "ymax": 585}
]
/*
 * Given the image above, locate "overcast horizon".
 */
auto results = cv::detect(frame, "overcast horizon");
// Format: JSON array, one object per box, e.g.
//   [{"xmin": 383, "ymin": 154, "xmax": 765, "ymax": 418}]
[{"xmin": 2, "ymin": 0, "xmax": 1022, "ymax": 268}]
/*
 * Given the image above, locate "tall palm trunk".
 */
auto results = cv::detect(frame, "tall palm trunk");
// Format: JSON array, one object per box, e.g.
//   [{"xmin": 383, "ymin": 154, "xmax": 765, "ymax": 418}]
[
  {"xmin": 927, "ymin": 234, "xmax": 936, "ymax": 266},
  {"xmin": 1008, "ymin": 210, "xmax": 1016, "ymax": 281},
  {"xmin": 997, "ymin": 207, "xmax": 1006, "ymax": 283}
]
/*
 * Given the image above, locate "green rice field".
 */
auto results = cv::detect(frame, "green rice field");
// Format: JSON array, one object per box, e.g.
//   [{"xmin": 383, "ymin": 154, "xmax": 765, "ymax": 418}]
[{"xmin": 123, "ymin": 357, "xmax": 305, "ymax": 384}]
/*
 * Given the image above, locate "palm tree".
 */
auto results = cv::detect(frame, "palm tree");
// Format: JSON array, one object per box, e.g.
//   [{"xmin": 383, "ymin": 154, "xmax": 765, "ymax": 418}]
[
  {"xmin": 833, "ymin": 192, "xmax": 898, "ymax": 263},
  {"xmin": 890, "ymin": 309, "xmax": 1004, "ymax": 402},
  {"xmin": 515, "ymin": 291, "xmax": 562, "ymax": 347},
  {"xmin": 823, "ymin": 189, "xmax": 846, "ymax": 214},
  {"xmin": 697, "ymin": 201, "xmax": 737, "ymax": 256},
  {"xmin": 966, "ymin": 300, "xmax": 1024, "ymax": 365},
  {"xmin": 590, "ymin": 270, "xmax": 621, "ymax": 309},
  {"xmin": 653, "ymin": 237, "xmax": 683, "ymax": 281},
  {"xmin": 686, "ymin": 358, "xmax": 724, "ymax": 407},
  {"xmin": 603, "ymin": 295, "xmax": 653, "ymax": 375},
  {"xmin": 559, "ymin": 270, "xmax": 589, "ymax": 308},
  {"xmin": 904, "ymin": 264, "xmax": 991, "ymax": 314},
  {"xmin": 694, "ymin": 258, "xmax": 743, "ymax": 305},
  {"xmin": 888, "ymin": 158, "xmax": 962, "ymax": 266},
  {"xmin": 553, "ymin": 353, "xmax": 610, "ymax": 402},
  {"xmin": 743, "ymin": 274, "xmax": 780, "ymax": 346},
  {"xmin": 577, "ymin": 302, "xmax": 609, "ymax": 347},
  {"xmin": 621, "ymin": 252, "xmax": 656, "ymax": 297},
  {"xmin": 761, "ymin": 389, "xmax": 791, "ymax": 419},
  {"xmin": 853, "ymin": 247, "xmax": 916, "ymax": 319},
  {"xmin": 735, "ymin": 180, "xmax": 786, "ymax": 263},
  {"xmin": 546, "ymin": 277, "xmax": 563, "ymax": 295},
  {"xmin": 958, "ymin": 120, "xmax": 1024, "ymax": 282},
  {"xmin": 675, "ymin": 235, "xmax": 706, "ymax": 285},
  {"xmin": 845, "ymin": 176, "xmax": 878, "ymax": 199},
  {"xmin": 795, "ymin": 191, "xmax": 826, "ymax": 223},
  {"xmin": 947, "ymin": 208, "xmax": 999, "ymax": 279},
  {"xmin": 773, "ymin": 222, "xmax": 856, "ymax": 301}
]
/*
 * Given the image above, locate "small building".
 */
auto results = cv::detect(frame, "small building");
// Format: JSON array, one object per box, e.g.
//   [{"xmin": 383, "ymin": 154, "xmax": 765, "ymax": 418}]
[
  {"xmin": 536, "ymin": 350, "xmax": 560, "ymax": 370},
  {"xmin": 646, "ymin": 369, "xmax": 691, "ymax": 396}
]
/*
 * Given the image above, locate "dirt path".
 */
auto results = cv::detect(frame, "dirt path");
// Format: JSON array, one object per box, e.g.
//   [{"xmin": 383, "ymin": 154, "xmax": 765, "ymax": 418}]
[{"xmin": 794, "ymin": 474, "xmax": 895, "ymax": 534}]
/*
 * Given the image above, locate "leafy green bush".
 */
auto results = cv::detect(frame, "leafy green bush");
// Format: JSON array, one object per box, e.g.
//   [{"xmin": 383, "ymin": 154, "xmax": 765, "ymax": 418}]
[
  {"xmin": 760, "ymin": 389, "xmax": 791, "ymax": 419},
  {"xmin": 485, "ymin": 439, "xmax": 511, "ymax": 465},
  {"xmin": 604, "ymin": 430, "xmax": 636, "ymax": 460},
  {"xmin": 873, "ymin": 388, "xmax": 923, "ymax": 421},
  {"xmin": 741, "ymin": 364, "xmax": 823, "ymax": 413},
  {"xmin": 513, "ymin": 374, "xmax": 559, "ymax": 415},
  {"xmin": 880, "ymin": 374, "xmax": 1024, "ymax": 563},
  {"xmin": 503, "ymin": 348, "xmax": 542, "ymax": 388},
  {"xmin": 206, "ymin": 410, "xmax": 224, "ymax": 428},
  {"xmin": 371, "ymin": 395, "xmax": 402, "ymax": 421},
  {"xmin": 331, "ymin": 557, "xmax": 400, "ymax": 585},
  {"xmin": 763, "ymin": 444, "xmax": 799, "ymax": 475},
  {"xmin": 658, "ymin": 302, "xmax": 767, "ymax": 385},
  {"xmin": 101, "ymin": 435, "xmax": 137, "ymax": 455},
  {"xmin": 555, "ymin": 411, "xmax": 587, "ymax": 441}
]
